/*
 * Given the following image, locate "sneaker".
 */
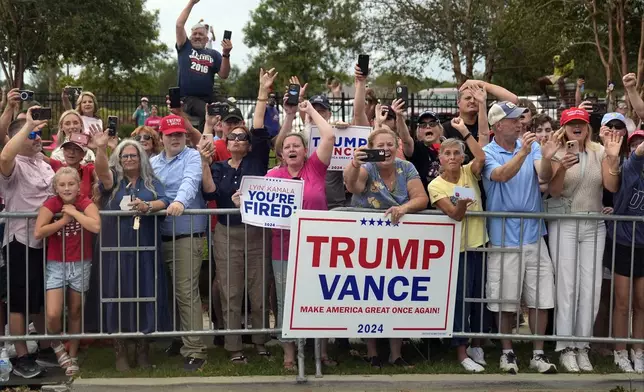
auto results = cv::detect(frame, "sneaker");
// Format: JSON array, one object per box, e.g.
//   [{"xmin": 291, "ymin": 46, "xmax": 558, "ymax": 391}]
[
  {"xmin": 13, "ymin": 356, "xmax": 44, "ymax": 379},
  {"xmin": 165, "ymin": 340, "xmax": 183, "ymax": 357},
  {"xmin": 576, "ymin": 348, "xmax": 593, "ymax": 372},
  {"xmin": 614, "ymin": 350, "xmax": 634, "ymax": 373},
  {"xmin": 630, "ymin": 349, "xmax": 643, "ymax": 374},
  {"xmin": 184, "ymin": 356, "xmax": 206, "ymax": 371},
  {"xmin": 500, "ymin": 352, "xmax": 519, "ymax": 374},
  {"xmin": 35, "ymin": 347, "xmax": 59, "ymax": 369},
  {"xmin": 531, "ymin": 353, "xmax": 558, "ymax": 374},
  {"xmin": 559, "ymin": 348, "xmax": 579, "ymax": 373},
  {"xmin": 466, "ymin": 346, "xmax": 487, "ymax": 366},
  {"xmin": 461, "ymin": 357, "xmax": 485, "ymax": 373}
]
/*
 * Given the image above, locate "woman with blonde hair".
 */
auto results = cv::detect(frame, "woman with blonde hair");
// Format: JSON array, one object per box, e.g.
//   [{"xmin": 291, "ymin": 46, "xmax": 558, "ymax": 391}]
[
  {"xmin": 62, "ymin": 90, "xmax": 103, "ymax": 133},
  {"xmin": 344, "ymin": 127, "xmax": 428, "ymax": 368},
  {"xmin": 51, "ymin": 110, "xmax": 96, "ymax": 163},
  {"xmin": 131, "ymin": 126, "xmax": 162, "ymax": 157},
  {"xmin": 546, "ymin": 108, "xmax": 621, "ymax": 372}
]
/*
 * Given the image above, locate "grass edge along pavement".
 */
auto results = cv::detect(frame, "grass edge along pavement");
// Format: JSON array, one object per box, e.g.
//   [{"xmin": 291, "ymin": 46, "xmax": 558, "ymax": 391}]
[{"xmin": 75, "ymin": 340, "xmax": 631, "ymax": 378}]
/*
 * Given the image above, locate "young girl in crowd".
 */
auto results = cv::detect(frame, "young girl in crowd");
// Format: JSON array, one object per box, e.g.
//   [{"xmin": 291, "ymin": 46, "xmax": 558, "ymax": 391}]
[{"xmin": 34, "ymin": 167, "xmax": 101, "ymax": 376}]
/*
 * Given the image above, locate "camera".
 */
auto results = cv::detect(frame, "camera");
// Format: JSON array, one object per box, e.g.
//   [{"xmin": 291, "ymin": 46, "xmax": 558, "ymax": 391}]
[
  {"xmin": 18, "ymin": 90, "xmax": 34, "ymax": 101},
  {"xmin": 31, "ymin": 107, "xmax": 52, "ymax": 121}
]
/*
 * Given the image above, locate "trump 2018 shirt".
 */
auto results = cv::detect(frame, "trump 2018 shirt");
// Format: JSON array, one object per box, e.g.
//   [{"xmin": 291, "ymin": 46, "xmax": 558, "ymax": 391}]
[{"xmin": 176, "ymin": 38, "xmax": 222, "ymax": 100}]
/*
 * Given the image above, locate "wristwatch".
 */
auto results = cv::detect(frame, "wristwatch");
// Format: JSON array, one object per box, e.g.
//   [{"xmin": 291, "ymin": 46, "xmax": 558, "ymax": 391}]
[{"xmin": 222, "ymin": 54, "xmax": 230, "ymax": 58}]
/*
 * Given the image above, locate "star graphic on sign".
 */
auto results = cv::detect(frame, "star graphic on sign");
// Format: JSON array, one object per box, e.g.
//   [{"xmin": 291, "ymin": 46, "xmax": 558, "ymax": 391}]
[
  {"xmin": 369, "ymin": 218, "xmax": 375, "ymax": 226},
  {"xmin": 360, "ymin": 218, "xmax": 367, "ymax": 226},
  {"xmin": 385, "ymin": 219, "xmax": 392, "ymax": 226},
  {"xmin": 393, "ymin": 222, "xmax": 400, "ymax": 227},
  {"xmin": 377, "ymin": 219, "xmax": 383, "ymax": 226}
]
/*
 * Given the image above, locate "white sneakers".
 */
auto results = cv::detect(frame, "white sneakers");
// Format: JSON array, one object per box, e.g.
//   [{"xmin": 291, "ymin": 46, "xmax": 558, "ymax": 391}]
[
  {"xmin": 614, "ymin": 350, "xmax": 635, "ymax": 373},
  {"xmin": 466, "ymin": 346, "xmax": 487, "ymax": 366},
  {"xmin": 559, "ymin": 348, "xmax": 579, "ymax": 372},
  {"xmin": 461, "ymin": 357, "xmax": 485, "ymax": 373},
  {"xmin": 631, "ymin": 349, "xmax": 644, "ymax": 374},
  {"xmin": 576, "ymin": 348, "xmax": 594, "ymax": 372},
  {"xmin": 500, "ymin": 352, "xmax": 519, "ymax": 374},
  {"xmin": 530, "ymin": 353, "xmax": 558, "ymax": 374}
]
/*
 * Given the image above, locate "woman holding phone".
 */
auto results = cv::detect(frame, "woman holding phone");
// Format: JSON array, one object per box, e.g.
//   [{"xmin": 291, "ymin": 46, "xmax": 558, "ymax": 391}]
[
  {"xmin": 344, "ymin": 128, "xmax": 428, "ymax": 367},
  {"xmin": 546, "ymin": 108, "xmax": 622, "ymax": 372}
]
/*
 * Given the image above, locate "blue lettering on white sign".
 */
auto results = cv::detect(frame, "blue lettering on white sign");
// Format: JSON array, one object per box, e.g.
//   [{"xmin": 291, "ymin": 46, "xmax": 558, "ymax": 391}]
[{"xmin": 319, "ymin": 274, "xmax": 431, "ymax": 302}]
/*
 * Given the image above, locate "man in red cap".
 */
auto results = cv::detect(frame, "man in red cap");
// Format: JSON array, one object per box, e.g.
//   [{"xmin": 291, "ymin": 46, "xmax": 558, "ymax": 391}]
[{"xmin": 150, "ymin": 114, "xmax": 208, "ymax": 371}]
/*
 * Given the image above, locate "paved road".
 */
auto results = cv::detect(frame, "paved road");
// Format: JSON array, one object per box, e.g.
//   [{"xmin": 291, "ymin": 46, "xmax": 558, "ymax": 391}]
[{"xmin": 69, "ymin": 374, "xmax": 644, "ymax": 392}]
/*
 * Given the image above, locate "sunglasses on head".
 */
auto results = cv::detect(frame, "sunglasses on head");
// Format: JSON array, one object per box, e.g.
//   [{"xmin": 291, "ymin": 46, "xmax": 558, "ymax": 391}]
[
  {"xmin": 28, "ymin": 130, "xmax": 42, "ymax": 140},
  {"xmin": 135, "ymin": 134, "xmax": 152, "ymax": 142},
  {"xmin": 226, "ymin": 133, "xmax": 249, "ymax": 142}
]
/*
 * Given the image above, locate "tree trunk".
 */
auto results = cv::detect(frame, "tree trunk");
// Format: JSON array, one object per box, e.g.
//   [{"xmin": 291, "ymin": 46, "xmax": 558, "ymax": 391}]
[
  {"xmin": 637, "ymin": 16, "xmax": 644, "ymax": 100},
  {"xmin": 13, "ymin": 52, "xmax": 24, "ymax": 88},
  {"xmin": 47, "ymin": 64, "xmax": 58, "ymax": 94}
]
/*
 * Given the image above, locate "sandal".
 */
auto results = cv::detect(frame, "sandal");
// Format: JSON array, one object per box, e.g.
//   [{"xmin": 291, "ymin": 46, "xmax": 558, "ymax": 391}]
[
  {"xmin": 52, "ymin": 343, "xmax": 72, "ymax": 369},
  {"xmin": 283, "ymin": 361, "xmax": 296, "ymax": 371},
  {"xmin": 257, "ymin": 350, "xmax": 274, "ymax": 361},
  {"xmin": 389, "ymin": 356, "xmax": 414, "ymax": 368},
  {"xmin": 65, "ymin": 357, "xmax": 79, "ymax": 376},
  {"xmin": 230, "ymin": 355, "xmax": 248, "ymax": 364},
  {"xmin": 366, "ymin": 355, "xmax": 381, "ymax": 368},
  {"xmin": 321, "ymin": 356, "xmax": 338, "ymax": 367}
]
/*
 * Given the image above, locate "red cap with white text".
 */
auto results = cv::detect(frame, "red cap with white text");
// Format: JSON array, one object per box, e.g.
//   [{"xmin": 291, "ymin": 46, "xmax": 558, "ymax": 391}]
[{"xmin": 158, "ymin": 115, "xmax": 187, "ymax": 135}]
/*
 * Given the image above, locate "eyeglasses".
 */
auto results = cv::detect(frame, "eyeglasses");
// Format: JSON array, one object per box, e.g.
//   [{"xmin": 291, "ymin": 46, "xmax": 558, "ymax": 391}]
[
  {"xmin": 418, "ymin": 122, "xmax": 438, "ymax": 129},
  {"xmin": 120, "ymin": 154, "xmax": 139, "ymax": 160},
  {"xmin": 28, "ymin": 130, "xmax": 42, "ymax": 140},
  {"xmin": 226, "ymin": 133, "xmax": 249, "ymax": 142},
  {"xmin": 135, "ymin": 134, "xmax": 152, "ymax": 142}
]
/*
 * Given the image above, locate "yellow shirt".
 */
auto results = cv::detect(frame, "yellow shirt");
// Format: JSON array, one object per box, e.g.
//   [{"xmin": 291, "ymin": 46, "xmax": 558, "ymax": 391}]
[{"xmin": 428, "ymin": 163, "xmax": 487, "ymax": 252}]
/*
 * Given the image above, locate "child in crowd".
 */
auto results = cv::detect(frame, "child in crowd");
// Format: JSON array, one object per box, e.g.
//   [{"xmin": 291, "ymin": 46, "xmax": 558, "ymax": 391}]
[{"xmin": 34, "ymin": 167, "xmax": 101, "ymax": 376}]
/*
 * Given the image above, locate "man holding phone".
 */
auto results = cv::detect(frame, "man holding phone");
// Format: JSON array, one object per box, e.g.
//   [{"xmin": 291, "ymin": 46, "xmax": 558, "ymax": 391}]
[{"xmin": 176, "ymin": 0, "xmax": 232, "ymax": 130}]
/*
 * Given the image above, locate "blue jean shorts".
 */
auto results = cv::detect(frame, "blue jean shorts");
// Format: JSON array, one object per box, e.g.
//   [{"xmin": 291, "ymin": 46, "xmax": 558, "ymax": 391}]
[{"xmin": 46, "ymin": 261, "xmax": 92, "ymax": 292}]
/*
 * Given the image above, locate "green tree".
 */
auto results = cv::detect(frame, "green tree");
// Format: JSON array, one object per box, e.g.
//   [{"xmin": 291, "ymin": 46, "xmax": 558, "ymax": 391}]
[
  {"xmin": 243, "ymin": 0, "xmax": 364, "ymax": 94},
  {"xmin": 0, "ymin": 0, "xmax": 166, "ymax": 88}
]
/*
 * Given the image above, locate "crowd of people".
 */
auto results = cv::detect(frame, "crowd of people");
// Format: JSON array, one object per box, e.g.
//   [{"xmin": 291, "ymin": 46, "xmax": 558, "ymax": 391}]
[{"xmin": 0, "ymin": 0, "xmax": 642, "ymax": 380}]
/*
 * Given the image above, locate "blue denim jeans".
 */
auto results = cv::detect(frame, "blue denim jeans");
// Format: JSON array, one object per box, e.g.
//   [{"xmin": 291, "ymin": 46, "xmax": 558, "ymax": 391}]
[{"xmin": 452, "ymin": 251, "xmax": 485, "ymax": 347}]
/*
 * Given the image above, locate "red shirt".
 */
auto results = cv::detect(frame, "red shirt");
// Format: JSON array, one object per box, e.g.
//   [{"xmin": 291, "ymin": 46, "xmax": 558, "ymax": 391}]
[
  {"xmin": 50, "ymin": 160, "xmax": 95, "ymax": 199},
  {"xmin": 145, "ymin": 116, "xmax": 162, "ymax": 131},
  {"xmin": 43, "ymin": 195, "xmax": 94, "ymax": 262}
]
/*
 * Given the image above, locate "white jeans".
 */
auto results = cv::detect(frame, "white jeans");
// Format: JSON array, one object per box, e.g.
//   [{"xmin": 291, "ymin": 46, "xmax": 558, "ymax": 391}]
[{"xmin": 548, "ymin": 219, "xmax": 606, "ymax": 351}]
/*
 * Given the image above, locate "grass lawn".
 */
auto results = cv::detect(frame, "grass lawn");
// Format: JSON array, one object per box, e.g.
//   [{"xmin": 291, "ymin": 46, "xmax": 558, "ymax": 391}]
[{"xmin": 77, "ymin": 339, "xmax": 619, "ymax": 378}]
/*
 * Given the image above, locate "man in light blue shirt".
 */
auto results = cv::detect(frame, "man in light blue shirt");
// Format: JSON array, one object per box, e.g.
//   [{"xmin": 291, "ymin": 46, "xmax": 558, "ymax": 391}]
[
  {"xmin": 151, "ymin": 114, "xmax": 207, "ymax": 371},
  {"xmin": 482, "ymin": 101, "xmax": 557, "ymax": 375}
]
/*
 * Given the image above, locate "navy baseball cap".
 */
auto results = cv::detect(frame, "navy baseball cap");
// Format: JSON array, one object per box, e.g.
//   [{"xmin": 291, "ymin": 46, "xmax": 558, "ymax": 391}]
[
  {"xmin": 487, "ymin": 101, "xmax": 526, "ymax": 126},
  {"xmin": 418, "ymin": 110, "xmax": 439, "ymax": 122},
  {"xmin": 309, "ymin": 95, "xmax": 331, "ymax": 110},
  {"xmin": 222, "ymin": 107, "xmax": 244, "ymax": 122}
]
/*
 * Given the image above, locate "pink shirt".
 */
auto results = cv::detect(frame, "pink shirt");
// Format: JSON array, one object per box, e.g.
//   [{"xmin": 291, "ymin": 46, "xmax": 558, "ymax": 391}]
[
  {"xmin": 266, "ymin": 151, "xmax": 328, "ymax": 260},
  {"xmin": 0, "ymin": 155, "xmax": 54, "ymax": 248},
  {"xmin": 145, "ymin": 116, "xmax": 162, "ymax": 131}
]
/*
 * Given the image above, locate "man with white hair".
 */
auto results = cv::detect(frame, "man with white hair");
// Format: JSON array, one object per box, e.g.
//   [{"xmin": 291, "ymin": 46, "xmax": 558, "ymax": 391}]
[{"xmin": 176, "ymin": 0, "xmax": 232, "ymax": 128}]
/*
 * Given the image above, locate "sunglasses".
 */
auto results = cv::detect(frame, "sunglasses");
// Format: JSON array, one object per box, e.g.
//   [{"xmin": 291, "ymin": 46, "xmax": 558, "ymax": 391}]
[
  {"xmin": 28, "ymin": 130, "xmax": 42, "ymax": 140},
  {"xmin": 120, "ymin": 154, "xmax": 139, "ymax": 160},
  {"xmin": 418, "ymin": 122, "xmax": 438, "ymax": 129},
  {"xmin": 606, "ymin": 123, "xmax": 626, "ymax": 130},
  {"xmin": 135, "ymin": 134, "xmax": 152, "ymax": 142},
  {"xmin": 226, "ymin": 133, "xmax": 249, "ymax": 142}
]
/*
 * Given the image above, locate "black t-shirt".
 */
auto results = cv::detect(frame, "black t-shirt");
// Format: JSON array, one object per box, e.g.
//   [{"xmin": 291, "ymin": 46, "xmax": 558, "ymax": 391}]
[
  {"xmin": 406, "ymin": 141, "xmax": 441, "ymax": 208},
  {"xmin": 442, "ymin": 119, "xmax": 479, "ymax": 163}
]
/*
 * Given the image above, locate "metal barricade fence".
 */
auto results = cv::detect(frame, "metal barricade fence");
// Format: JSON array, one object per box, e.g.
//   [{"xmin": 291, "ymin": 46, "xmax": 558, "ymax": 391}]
[{"xmin": 0, "ymin": 208, "xmax": 642, "ymax": 380}]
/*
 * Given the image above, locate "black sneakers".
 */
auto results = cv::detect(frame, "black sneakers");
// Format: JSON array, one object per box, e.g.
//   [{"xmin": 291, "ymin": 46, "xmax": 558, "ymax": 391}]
[{"xmin": 13, "ymin": 355, "xmax": 44, "ymax": 379}]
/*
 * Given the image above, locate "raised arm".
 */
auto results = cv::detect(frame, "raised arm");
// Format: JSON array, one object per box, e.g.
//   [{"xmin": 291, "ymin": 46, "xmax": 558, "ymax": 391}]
[
  {"xmin": 176, "ymin": 0, "xmax": 199, "ymax": 49},
  {"xmin": 61, "ymin": 87, "xmax": 73, "ymax": 111},
  {"xmin": 471, "ymin": 86, "xmax": 490, "ymax": 147},
  {"xmin": 0, "ymin": 106, "xmax": 47, "ymax": 177},
  {"xmin": 91, "ymin": 127, "xmax": 114, "ymax": 191},
  {"xmin": 488, "ymin": 132, "xmax": 534, "ymax": 183},
  {"xmin": 352, "ymin": 64, "xmax": 370, "ymax": 127},
  {"xmin": 275, "ymin": 93, "xmax": 297, "ymax": 155},
  {"xmin": 602, "ymin": 132, "xmax": 623, "ymax": 193},
  {"xmin": 301, "ymin": 101, "xmax": 334, "ymax": 165},
  {"xmin": 218, "ymin": 39, "xmax": 232, "ymax": 79},
  {"xmin": 623, "ymin": 73, "xmax": 644, "ymax": 120},
  {"xmin": 390, "ymin": 98, "xmax": 414, "ymax": 157},
  {"xmin": 450, "ymin": 117, "xmax": 486, "ymax": 176},
  {"xmin": 575, "ymin": 78, "xmax": 584, "ymax": 107},
  {"xmin": 0, "ymin": 88, "xmax": 20, "ymax": 146},
  {"xmin": 344, "ymin": 147, "xmax": 369, "ymax": 194},
  {"xmin": 198, "ymin": 143, "xmax": 216, "ymax": 194},
  {"xmin": 461, "ymin": 79, "xmax": 518, "ymax": 104},
  {"xmin": 254, "ymin": 68, "xmax": 278, "ymax": 130},
  {"xmin": 537, "ymin": 134, "xmax": 559, "ymax": 184}
]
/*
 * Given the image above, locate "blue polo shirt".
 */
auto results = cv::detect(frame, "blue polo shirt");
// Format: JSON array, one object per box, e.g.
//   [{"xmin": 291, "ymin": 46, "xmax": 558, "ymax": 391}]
[
  {"xmin": 482, "ymin": 139, "xmax": 546, "ymax": 246},
  {"xmin": 151, "ymin": 146, "xmax": 206, "ymax": 236}
]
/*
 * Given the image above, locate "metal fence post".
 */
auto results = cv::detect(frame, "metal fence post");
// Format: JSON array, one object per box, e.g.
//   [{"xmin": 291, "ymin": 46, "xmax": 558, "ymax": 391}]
[{"xmin": 341, "ymin": 92, "xmax": 346, "ymax": 123}]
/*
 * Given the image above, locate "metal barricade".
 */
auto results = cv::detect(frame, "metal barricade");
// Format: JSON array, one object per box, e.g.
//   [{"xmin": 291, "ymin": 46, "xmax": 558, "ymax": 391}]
[{"xmin": 0, "ymin": 207, "xmax": 642, "ymax": 381}]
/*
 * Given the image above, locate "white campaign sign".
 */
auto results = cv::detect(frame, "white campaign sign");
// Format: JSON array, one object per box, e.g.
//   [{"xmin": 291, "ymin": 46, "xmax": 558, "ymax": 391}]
[
  {"xmin": 281, "ymin": 210, "xmax": 462, "ymax": 338},
  {"xmin": 239, "ymin": 176, "xmax": 304, "ymax": 229},
  {"xmin": 307, "ymin": 125, "xmax": 371, "ymax": 171}
]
